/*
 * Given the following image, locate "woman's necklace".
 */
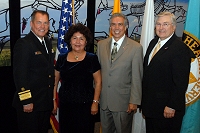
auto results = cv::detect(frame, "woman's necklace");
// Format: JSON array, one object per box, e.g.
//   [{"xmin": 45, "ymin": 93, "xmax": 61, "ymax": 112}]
[
  {"xmin": 72, "ymin": 51, "xmax": 85, "ymax": 61},
  {"xmin": 74, "ymin": 55, "xmax": 79, "ymax": 60}
]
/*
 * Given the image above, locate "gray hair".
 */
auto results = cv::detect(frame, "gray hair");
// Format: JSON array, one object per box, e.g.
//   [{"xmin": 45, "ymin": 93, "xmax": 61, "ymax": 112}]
[
  {"xmin": 109, "ymin": 13, "xmax": 128, "ymax": 28},
  {"xmin": 31, "ymin": 10, "xmax": 49, "ymax": 21},
  {"xmin": 155, "ymin": 11, "xmax": 176, "ymax": 26}
]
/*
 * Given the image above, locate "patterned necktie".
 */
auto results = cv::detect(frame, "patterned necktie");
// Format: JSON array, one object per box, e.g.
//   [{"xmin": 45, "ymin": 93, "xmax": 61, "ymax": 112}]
[
  {"xmin": 151, "ymin": 41, "xmax": 161, "ymax": 60},
  {"xmin": 111, "ymin": 42, "xmax": 118, "ymax": 62}
]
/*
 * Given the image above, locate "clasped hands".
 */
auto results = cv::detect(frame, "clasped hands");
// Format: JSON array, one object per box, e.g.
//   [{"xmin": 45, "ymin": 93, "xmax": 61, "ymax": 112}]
[
  {"xmin": 164, "ymin": 106, "xmax": 175, "ymax": 118},
  {"xmin": 23, "ymin": 103, "xmax": 33, "ymax": 113}
]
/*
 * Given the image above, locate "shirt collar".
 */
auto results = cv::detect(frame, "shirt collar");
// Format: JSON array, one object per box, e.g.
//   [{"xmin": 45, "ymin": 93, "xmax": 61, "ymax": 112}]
[
  {"xmin": 111, "ymin": 34, "xmax": 125, "ymax": 47},
  {"xmin": 159, "ymin": 33, "xmax": 174, "ymax": 47}
]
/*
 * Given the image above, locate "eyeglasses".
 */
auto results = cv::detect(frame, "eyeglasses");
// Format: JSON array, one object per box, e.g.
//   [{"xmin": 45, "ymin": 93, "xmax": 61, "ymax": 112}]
[{"xmin": 155, "ymin": 23, "xmax": 173, "ymax": 28}]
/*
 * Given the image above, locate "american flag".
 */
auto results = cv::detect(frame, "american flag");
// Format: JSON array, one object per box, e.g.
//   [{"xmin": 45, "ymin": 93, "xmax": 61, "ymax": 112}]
[
  {"xmin": 50, "ymin": 0, "xmax": 72, "ymax": 132},
  {"xmin": 57, "ymin": 0, "xmax": 73, "ymax": 54}
]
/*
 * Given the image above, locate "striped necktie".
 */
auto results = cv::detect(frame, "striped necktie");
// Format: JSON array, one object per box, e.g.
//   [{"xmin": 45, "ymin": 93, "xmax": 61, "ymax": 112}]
[{"xmin": 111, "ymin": 42, "xmax": 118, "ymax": 62}]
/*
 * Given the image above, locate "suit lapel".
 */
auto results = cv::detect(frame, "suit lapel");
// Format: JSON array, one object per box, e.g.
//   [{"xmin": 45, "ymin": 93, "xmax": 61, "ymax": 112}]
[
  {"xmin": 106, "ymin": 38, "xmax": 112, "ymax": 63},
  {"xmin": 147, "ymin": 34, "xmax": 177, "ymax": 67},
  {"xmin": 144, "ymin": 37, "xmax": 158, "ymax": 67},
  {"xmin": 44, "ymin": 37, "xmax": 52, "ymax": 61}
]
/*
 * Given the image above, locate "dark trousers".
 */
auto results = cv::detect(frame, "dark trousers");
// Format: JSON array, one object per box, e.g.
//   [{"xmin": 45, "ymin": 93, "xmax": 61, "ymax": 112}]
[
  {"xmin": 145, "ymin": 114, "xmax": 184, "ymax": 133},
  {"xmin": 17, "ymin": 110, "xmax": 51, "ymax": 133}
]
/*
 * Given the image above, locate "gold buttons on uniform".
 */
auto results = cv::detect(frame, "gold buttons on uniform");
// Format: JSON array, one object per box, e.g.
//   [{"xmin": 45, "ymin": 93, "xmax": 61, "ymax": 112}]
[{"xmin": 21, "ymin": 87, "xmax": 25, "ymax": 91}]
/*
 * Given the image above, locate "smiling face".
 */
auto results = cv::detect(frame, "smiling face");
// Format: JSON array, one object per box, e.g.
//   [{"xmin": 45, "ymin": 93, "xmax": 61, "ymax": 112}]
[
  {"xmin": 70, "ymin": 32, "xmax": 87, "ymax": 52},
  {"xmin": 30, "ymin": 12, "xmax": 49, "ymax": 39},
  {"xmin": 110, "ymin": 16, "xmax": 127, "ymax": 41},
  {"xmin": 155, "ymin": 15, "xmax": 176, "ymax": 40}
]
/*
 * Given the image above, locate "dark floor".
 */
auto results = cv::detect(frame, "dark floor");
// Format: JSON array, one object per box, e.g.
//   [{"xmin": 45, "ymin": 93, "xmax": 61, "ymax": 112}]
[{"xmin": 0, "ymin": 67, "xmax": 18, "ymax": 132}]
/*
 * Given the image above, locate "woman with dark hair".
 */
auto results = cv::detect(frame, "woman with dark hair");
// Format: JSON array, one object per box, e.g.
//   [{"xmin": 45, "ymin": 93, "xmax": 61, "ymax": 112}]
[{"xmin": 53, "ymin": 23, "xmax": 101, "ymax": 133}]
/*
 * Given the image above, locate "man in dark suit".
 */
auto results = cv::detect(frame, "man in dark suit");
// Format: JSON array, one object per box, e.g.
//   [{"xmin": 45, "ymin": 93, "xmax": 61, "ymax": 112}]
[
  {"xmin": 142, "ymin": 11, "xmax": 191, "ymax": 133},
  {"xmin": 97, "ymin": 13, "xmax": 143, "ymax": 133},
  {"xmin": 13, "ymin": 10, "xmax": 55, "ymax": 133}
]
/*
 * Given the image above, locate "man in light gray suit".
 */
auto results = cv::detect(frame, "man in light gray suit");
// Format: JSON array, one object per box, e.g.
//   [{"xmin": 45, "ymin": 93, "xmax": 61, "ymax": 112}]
[{"xmin": 97, "ymin": 13, "xmax": 143, "ymax": 133}]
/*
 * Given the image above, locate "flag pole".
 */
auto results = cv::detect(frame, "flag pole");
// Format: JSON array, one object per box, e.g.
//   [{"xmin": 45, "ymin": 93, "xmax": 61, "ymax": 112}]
[{"xmin": 72, "ymin": 0, "xmax": 75, "ymax": 25}]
